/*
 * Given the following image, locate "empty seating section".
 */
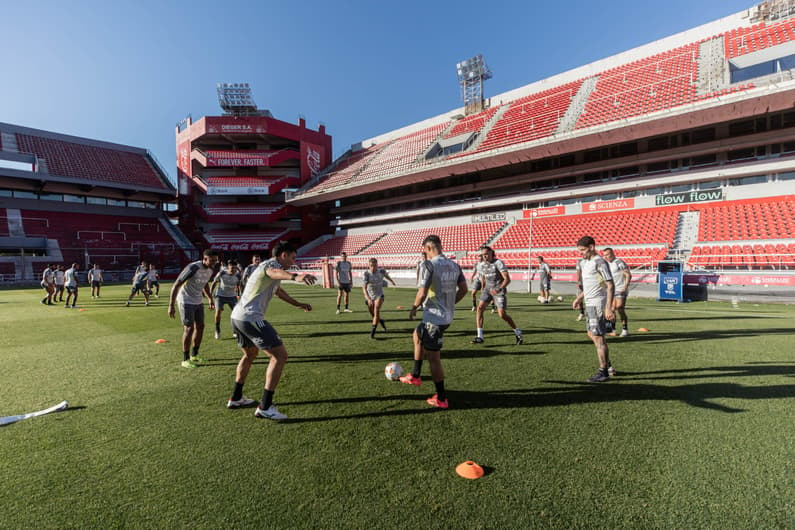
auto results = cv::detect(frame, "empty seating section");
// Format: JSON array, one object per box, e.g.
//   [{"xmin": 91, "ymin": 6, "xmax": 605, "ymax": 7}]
[
  {"xmin": 696, "ymin": 196, "xmax": 795, "ymax": 241},
  {"xmin": 460, "ymin": 247, "xmax": 668, "ymax": 269},
  {"xmin": 577, "ymin": 44, "xmax": 703, "ymax": 128},
  {"xmin": 300, "ymin": 233, "xmax": 386, "ymax": 258},
  {"xmin": 205, "ymin": 229, "xmax": 286, "ymax": 244},
  {"xmin": 444, "ymin": 106, "xmax": 500, "ymax": 138},
  {"xmin": 354, "ymin": 123, "xmax": 449, "ymax": 182},
  {"xmin": 475, "ymin": 80, "xmax": 584, "ymax": 152},
  {"xmin": 363, "ymin": 222, "xmax": 504, "ymax": 255},
  {"xmin": 311, "ymin": 146, "xmax": 384, "ymax": 192},
  {"xmin": 203, "ymin": 203, "xmax": 284, "ymax": 216},
  {"xmin": 15, "ymin": 134, "xmax": 166, "ymax": 189},
  {"xmin": 19, "ymin": 210, "xmax": 174, "ymax": 246},
  {"xmin": 689, "ymin": 242, "xmax": 795, "ymax": 269},
  {"xmin": 494, "ymin": 209, "xmax": 679, "ymax": 249},
  {"xmin": 725, "ymin": 19, "xmax": 795, "ymax": 58}
]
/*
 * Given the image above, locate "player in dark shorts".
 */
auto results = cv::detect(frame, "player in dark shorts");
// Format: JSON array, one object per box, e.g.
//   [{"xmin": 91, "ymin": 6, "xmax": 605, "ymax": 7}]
[
  {"xmin": 168, "ymin": 250, "xmax": 220, "ymax": 368},
  {"xmin": 226, "ymin": 241, "xmax": 317, "ymax": 420},
  {"xmin": 472, "ymin": 246, "xmax": 522, "ymax": 345},
  {"xmin": 400, "ymin": 235, "xmax": 468, "ymax": 409},
  {"xmin": 240, "ymin": 254, "xmax": 261, "ymax": 290},
  {"xmin": 210, "ymin": 260, "xmax": 241, "ymax": 340},
  {"xmin": 573, "ymin": 236, "xmax": 616, "ymax": 382},
  {"xmin": 126, "ymin": 261, "xmax": 151, "ymax": 307},
  {"xmin": 147, "ymin": 264, "xmax": 160, "ymax": 298},
  {"xmin": 88, "ymin": 264, "xmax": 103, "ymax": 299},
  {"xmin": 54, "ymin": 265, "xmax": 66, "ymax": 302},
  {"xmin": 63, "ymin": 263, "xmax": 80, "ymax": 308},
  {"xmin": 335, "ymin": 252, "xmax": 353, "ymax": 314}
]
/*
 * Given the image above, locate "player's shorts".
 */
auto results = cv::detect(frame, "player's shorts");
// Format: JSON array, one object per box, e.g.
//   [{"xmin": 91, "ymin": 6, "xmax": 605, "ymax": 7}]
[
  {"xmin": 614, "ymin": 290, "xmax": 628, "ymax": 301},
  {"xmin": 472, "ymin": 279, "xmax": 482, "ymax": 291},
  {"xmin": 338, "ymin": 282, "xmax": 352, "ymax": 293},
  {"xmin": 214, "ymin": 296, "xmax": 237, "ymax": 311},
  {"xmin": 585, "ymin": 305, "xmax": 610, "ymax": 336},
  {"xmin": 540, "ymin": 278, "xmax": 551, "ymax": 291},
  {"xmin": 480, "ymin": 289, "xmax": 507, "ymax": 310},
  {"xmin": 65, "ymin": 285, "xmax": 78, "ymax": 294},
  {"xmin": 150, "ymin": 280, "xmax": 159, "ymax": 287},
  {"xmin": 179, "ymin": 303, "xmax": 204, "ymax": 326},
  {"xmin": 416, "ymin": 322, "xmax": 449, "ymax": 351},
  {"xmin": 365, "ymin": 293, "xmax": 384, "ymax": 303},
  {"xmin": 91, "ymin": 280, "xmax": 101, "ymax": 288},
  {"xmin": 131, "ymin": 282, "xmax": 149, "ymax": 295},
  {"xmin": 55, "ymin": 284, "xmax": 64, "ymax": 291},
  {"xmin": 41, "ymin": 282, "xmax": 52, "ymax": 291},
  {"xmin": 231, "ymin": 318, "xmax": 283, "ymax": 350}
]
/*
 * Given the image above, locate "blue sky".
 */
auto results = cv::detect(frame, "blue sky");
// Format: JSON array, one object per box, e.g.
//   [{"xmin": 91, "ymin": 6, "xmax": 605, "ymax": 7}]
[{"xmin": 1, "ymin": 0, "xmax": 753, "ymax": 183}]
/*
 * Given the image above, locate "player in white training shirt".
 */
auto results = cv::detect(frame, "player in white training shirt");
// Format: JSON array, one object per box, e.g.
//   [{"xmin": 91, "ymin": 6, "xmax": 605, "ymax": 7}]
[{"xmin": 602, "ymin": 248, "xmax": 632, "ymax": 337}]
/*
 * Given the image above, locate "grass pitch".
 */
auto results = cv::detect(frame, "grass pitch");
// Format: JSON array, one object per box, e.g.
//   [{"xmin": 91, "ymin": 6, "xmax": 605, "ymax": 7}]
[{"xmin": 1, "ymin": 283, "xmax": 793, "ymax": 528}]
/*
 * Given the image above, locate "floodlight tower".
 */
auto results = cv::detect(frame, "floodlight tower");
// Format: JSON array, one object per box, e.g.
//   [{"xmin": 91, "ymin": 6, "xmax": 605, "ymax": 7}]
[
  {"xmin": 456, "ymin": 54, "xmax": 493, "ymax": 115},
  {"xmin": 217, "ymin": 82, "xmax": 259, "ymax": 116}
]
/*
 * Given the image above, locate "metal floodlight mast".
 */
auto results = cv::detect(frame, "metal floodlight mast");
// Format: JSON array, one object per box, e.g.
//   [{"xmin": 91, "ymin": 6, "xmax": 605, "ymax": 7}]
[
  {"xmin": 456, "ymin": 54, "xmax": 493, "ymax": 114},
  {"xmin": 217, "ymin": 82, "xmax": 258, "ymax": 116}
]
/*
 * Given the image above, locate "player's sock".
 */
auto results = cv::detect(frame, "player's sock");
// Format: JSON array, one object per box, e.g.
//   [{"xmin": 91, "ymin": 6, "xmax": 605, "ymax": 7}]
[
  {"xmin": 336, "ymin": 304, "xmax": 340, "ymax": 310},
  {"xmin": 260, "ymin": 389, "xmax": 274, "ymax": 410},
  {"xmin": 232, "ymin": 382, "xmax": 244, "ymax": 402},
  {"xmin": 477, "ymin": 328, "xmax": 484, "ymax": 339},
  {"xmin": 191, "ymin": 346, "xmax": 200, "ymax": 357},
  {"xmin": 215, "ymin": 323, "xmax": 221, "ymax": 333},
  {"xmin": 183, "ymin": 351, "xmax": 190, "ymax": 362},
  {"xmin": 434, "ymin": 380, "xmax": 446, "ymax": 402},
  {"xmin": 412, "ymin": 360, "xmax": 423, "ymax": 378},
  {"xmin": 345, "ymin": 304, "xmax": 349, "ymax": 310},
  {"xmin": 370, "ymin": 325, "xmax": 377, "ymax": 338}
]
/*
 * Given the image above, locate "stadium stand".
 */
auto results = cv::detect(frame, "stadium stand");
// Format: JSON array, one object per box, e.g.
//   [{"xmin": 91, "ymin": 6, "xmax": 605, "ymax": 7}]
[
  {"xmin": 444, "ymin": 106, "xmax": 500, "ymax": 139},
  {"xmin": 725, "ymin": 18, "xmax": 795, "ymax": 58},
  {"xmin": 696, "ymin": 196, "xmax": 795, "ymax": 241},
  {"xmin": 15, "ymin": 134, "xmax": 168, "ymax": 189},
  {"xmin": 361, "ymin": 221, "xmax": 505, "ymax": 255},
  {"xmin": 353, "ymin": 123, "xmax": 449, "ymax": 182},
  {"xmin": 299, "ymin": 232, "xmax": 387, "ymax": 258}
]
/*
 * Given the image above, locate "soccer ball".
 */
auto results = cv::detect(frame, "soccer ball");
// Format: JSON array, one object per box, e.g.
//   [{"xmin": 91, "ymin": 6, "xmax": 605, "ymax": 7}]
[
  {"xmin": 384, "ymin": 362, "xmax": 403, "ymax": 380},
  {"xmin": 537, "ymin": 295, "xmax": 545, "ymax": 303},
  {"xmin": 556, "ymin": 296, "xmax": 564, "ymax": 302}
]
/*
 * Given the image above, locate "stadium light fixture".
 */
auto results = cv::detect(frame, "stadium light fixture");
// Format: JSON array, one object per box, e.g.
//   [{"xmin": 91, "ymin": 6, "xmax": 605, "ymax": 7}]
[
  {"xmin": 456, "ymin": 54, "xmax": 493, "ymax": 115},
  {"xmin": 217, "ymin": 82, "xmax": 259, "ymax": 116}
]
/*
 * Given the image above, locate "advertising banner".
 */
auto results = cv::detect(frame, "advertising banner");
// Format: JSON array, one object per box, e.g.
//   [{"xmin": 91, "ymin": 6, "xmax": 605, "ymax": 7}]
[
  {"xmin": 655, "ymin": 189, "xmax": 723, "ymax": 206},
  {"xmin": 301, "ymin": 142, "xmax": 324, "ymax": 180},
  {"xmin": 523, "ymin": 206, "xmax": 564, "ymax": 218},
  {"xmin": 581, "ymin": 198, "xmax": 635, "ymax": 213}
]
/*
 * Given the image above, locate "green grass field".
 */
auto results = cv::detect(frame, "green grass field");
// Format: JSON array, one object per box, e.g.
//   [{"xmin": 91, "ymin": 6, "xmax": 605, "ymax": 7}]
[{"xmin": 1, "ymin": 283, "xmax": 793, "ymax": 528}]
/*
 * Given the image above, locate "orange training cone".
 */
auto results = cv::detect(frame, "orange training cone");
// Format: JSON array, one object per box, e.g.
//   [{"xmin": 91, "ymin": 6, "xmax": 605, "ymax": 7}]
[
  {"xmin": 396, "ymin": 306, "xmax": 404, "ymax": 309},
  {"xmin": 78, "ymin": 309, "xmax": 87, "ymax": 312},
  {"xmin": 455, "ymin": 461, "xmax": 485, "ymax": 480},
  {"xmin": 637, "ymin": 328, "xmax": 649, "ymax": 332},
  {"xmin": 155, "ymin": 339, "xmax": 168, "ymax": 344}
]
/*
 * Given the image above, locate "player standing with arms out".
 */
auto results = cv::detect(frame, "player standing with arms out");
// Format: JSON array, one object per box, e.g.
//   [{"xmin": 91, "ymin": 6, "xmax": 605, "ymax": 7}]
[
  {"xmin": 472, "ymin": 246, "xmax": 523, "ymax": 345},
  {"xmin": 53, "ymin": 265, "xmax": 66, "ymax": 303},
  {"xmin": 399, "ymin": 235, "xmax": 468, "ymax": 409},
  {"xmin": 362, "ymin": 257, "xmax": 396, "ymax": 338},
  {"xmin": 537, "ymin": 256, "xmax": 553, "ymax": 303},
  {"xmin": 63, "ymin": 263, "xmax": 79, "ymax": 308},
  {"xmin": 210, "ymin": 259, "xmax": 241, "ymax": 340},
  {"xmin": 168, "ymin": 250, "xmax": 219, "ymax": 368},
  {"xmin": 573, "ymin": 236, "xmax": 616, "ymax": 382},
  {"xmin": 40, "ymin": 264, "xmax": 56, "ymax": 305},
  {"xmin": 126, "ymin": 261, "xmax": 151, "ymax": 307},
  {"xmin": 226, "ymin": 242, "xmax": 316, "ymax": 420},
  {"xmin": 241, "ymin": 254, "xmax": 261, "ymax": 290},
  {"xmin": 147, "ymin": 264, "xmax": 160, "ymax": 298},
  {"xmin": 335, "ymin": 252, "xmax": 353, "ymax": 314},
  {"xmin": 603, "ymin": 248, "xmax": 632, "ymax": 337},
  {"xmin": 88, "ymin": 263, "xmax": 103, "ymax": 299}
]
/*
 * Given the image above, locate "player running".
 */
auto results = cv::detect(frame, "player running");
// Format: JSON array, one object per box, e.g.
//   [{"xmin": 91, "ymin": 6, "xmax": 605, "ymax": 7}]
[
  {"xmin": 400, "ymin": 235, "xmax": 468, "ymax": 409},
  {"xmin": 168, "ymin": 250, "xmax": 219, "ymax": 368},
  {"xmin": 147, "ymin": 264, "xmax": 160, "ymax": 298},
  {"xmin": 573, "ymin": 236, "xmax": 616, "ymax": 382},
  {"xmin": 471, "ymin": 246, "xmax": 523, "ymax": 345},
  {"xmin": 88, "ymin": 263, "xmax": 103, "ymax": 299},
  {"xmin": 54, "ymin": 264, "xmax": 66, "ymax": 302},
  {"xmin": 40, "ymin": 264, "xmax": 56, "ymax": 305},
  {"xmin": 240, "ymin": 254, "xmax": 261, "ymax": 290},
  {"xmin": 470, "ymin": 254, "xmax": 484, "ymax": 311},
  {"xmin": 210, "ymin": 259, "xmax": 241, "ymax": 340},
  {"xmin": 63, "ymin": 263, "xmax": 79, "ymax": 308},
  {"xmin": 126, "ymin": 261, "xmax": 151, "ymax": 307},
  {"xmin": 362, "ymin": 257, "xmax": 396, "ymax": 338},
  {"xmin": 603, "ymin": 248, "xmax": 632, "ymax": 337},
  {"xmin": 335, "ymin": 252, "xmax": 353, "ymax": 314},
  {"xmin": 225, "ymin": 241, "xmax": 316, "ymax": 420}
]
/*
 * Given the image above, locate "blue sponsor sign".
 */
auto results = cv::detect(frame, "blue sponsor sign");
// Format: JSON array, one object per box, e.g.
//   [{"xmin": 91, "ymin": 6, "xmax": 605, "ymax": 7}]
[{"xmin": 658, "ymin": 261, "xmax": 683, "ymax": 302}]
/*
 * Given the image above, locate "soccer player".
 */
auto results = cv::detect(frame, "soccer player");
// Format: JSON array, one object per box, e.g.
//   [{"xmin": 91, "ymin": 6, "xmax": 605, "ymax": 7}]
[
  {"xmin": 210, "ymin": 259, "xmax": 241, "ymax": 340},
  {"xmin": 226, "ymin": 241, "xmax": 316, "ymax": 420},
  {"xmin": 168, "ymin": 249, "xmax": 219, "ymax": 368},
  {"xmin": 88, "ymin": 263, "xmax": 103, "ymax": 299},
  {"xmin": 399, "ymin": 235, "xmax": 468, "ymax": 409},
  {"xmin": 63, "ymin": 263, "xmax": 79, "ymax": 308},
  {"xmin": 572, "ymin": 236, "xmax": 616, "ymax": 382},
  {"xmin": 126, "ymin": 261, "xmax": 151, "ymax": 307},
  {"xmin": 470, "ymin": 254, "xmax": 484, "ymax": 311},
  {"xmin": 603, "ymin": 247, "xmax": 632, "ymax": 337},
  {"xmin": 335, "ymin": 252, "xmax": 353, "ymax": 314},
  {"xmin": 471, "ymin": 246, "xmax": 523, "ymax": 345},
  {"xmin": 537, "ymin": 256, "xmax": 552, "ymax": 303},
  {"xmin": 241, "ymin": 254, "xmax": 261, "ymax": 290},
  {"xmin": 147, "ymin": 264, "xmax": 160, "ymax": 298},
  {"xmin": 54, "ymin": 264, "xmax": 66, "ymax": 302},
  {"xmin": 362, "ymin": 257, "xmax": 396, "ymax": 338},
  {"xmin": 40, "ymin": 264, "xmax": 56, "ymax": 305}
]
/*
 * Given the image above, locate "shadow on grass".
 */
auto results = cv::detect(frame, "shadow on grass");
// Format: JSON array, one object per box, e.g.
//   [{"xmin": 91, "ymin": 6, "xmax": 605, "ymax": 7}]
[
  {"xmin": 617, "ymin": 361, "xmax": 795, "ymax": 381},
  {"xmin": 544, "ymin": 327, "xmax": 795, "ymax": 345}
]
